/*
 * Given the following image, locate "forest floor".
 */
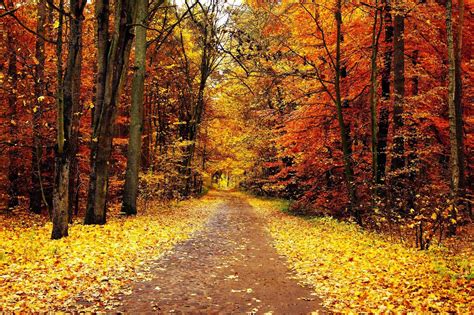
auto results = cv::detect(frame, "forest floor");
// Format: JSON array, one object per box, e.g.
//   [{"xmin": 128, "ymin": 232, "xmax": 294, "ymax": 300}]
[
  {"xmin": 249, "ymin": 197, "xmax": 473, "ymax": 313},
  {"xmin": 0, "ymin": 195, "xmax": 221, "ymax": 312},
  {"xmin": 1, "ymin": 191, "xmax": 472, "ymax": 313}
]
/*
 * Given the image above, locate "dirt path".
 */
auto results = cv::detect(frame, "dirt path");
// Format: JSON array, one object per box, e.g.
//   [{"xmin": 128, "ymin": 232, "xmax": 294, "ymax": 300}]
[{"xmin": 115, "ymin": 192, "xmax": 324, "ymax": 314}]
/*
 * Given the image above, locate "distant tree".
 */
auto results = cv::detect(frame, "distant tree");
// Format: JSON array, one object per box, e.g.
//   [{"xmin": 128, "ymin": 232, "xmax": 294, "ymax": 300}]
[{"xmin": 177, "ymin": 0, "xmax": 225, "ymax": 196}]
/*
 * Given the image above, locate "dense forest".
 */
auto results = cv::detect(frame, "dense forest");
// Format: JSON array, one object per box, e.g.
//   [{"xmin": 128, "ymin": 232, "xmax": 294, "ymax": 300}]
[{"xmin": 0, "ymin": 0, "xmax": 472, "ymax": 312}]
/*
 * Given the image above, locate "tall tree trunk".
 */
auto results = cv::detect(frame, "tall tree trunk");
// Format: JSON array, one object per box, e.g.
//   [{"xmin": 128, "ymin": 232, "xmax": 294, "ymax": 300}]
[
  {"xmin": 6, "ymin": 30, "xmax": 19, "ymax": 210},
  {"xmin": 52, "ymin": 0, "xmax": 68, "ymax": 239},
  {"xmin": 67, "ymin": 8, "xmax": 84, "ymax": 222},
  {"xmin": 391, "ymin": 4, "xmax": 405, "ymax": 172},
  {"xmin": 334, "ymin": 0, "xmax": 361, "ymax": 225},
  {"xmin": 407, "ymin": 49, "xmax": 419, "ymax": 211},
  {"xmin": 52, "ymin": 0, "xmax": 86, "ymax": 239},
  {"xmin": 122, "ymin": 0, "xmax": 148, "ymax": 215},
  {"xmin": 85, "ymin": 0, "xmax": 137, "ymax": 224},
  {"xmin": 370, "ymin": 2, "xmax": 382, "ymax": 187},
  {"xmin": 30, "ymin": 0, "xmax": 47, "ymax": 214},
  {"xmin": 85, "ymin": 0, "xmax": 109, "ymax": 224},
  {"xmin": 454, "ymin": 0, "xmax": 468, "ymax": 218},
  {"xmin": 376, "ymin": 0, "xmax": 393, "ymax": 187},
  {"xmin": 390, "ymin": 1, "xmax": 406, "ymax": 212},
  {"xmin": 446, "ymin": 0, "xmax": 460, "ymax": 235}
]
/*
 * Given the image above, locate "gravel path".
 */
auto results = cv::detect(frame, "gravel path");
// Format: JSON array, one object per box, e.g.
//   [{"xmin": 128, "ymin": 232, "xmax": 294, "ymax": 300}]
[{"xmin": 116, "ymin": 192, "xmax": 324, "ymax": 314}]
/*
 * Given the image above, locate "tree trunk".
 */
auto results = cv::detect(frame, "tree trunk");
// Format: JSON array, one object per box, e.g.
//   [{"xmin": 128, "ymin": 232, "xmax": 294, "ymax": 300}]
[
  {"xmin": 390, "ymin": 2, "xmax": 406, "ymax": 214},
  {"xmin": 446, "ymin": 0, "xmax": 460, "ymax": 235},
  {"xmin": 334, "ymin": 0, "xmax": 361, "ymax": 225},
  {"xmin": 454, "ymin": 0, "xmax": 468, "ymax": 218},
  {"xmin": 6, "ymin": 30, "xmax": 19, "ymax": 210},
  {"xmin": 85, "ymin": 0, "xmax": 137, "ymax": 224},
  {"xmin": 30, "ymin": 0, "xmax": 47, "ymax": 214},
  {"xmin": 122, "ymin": 0, "xmax": 148, "ymax": 215},
  {"xmin": 391, "ymin": 5, "xmax": 405, "ymax": 174},
  {"xmin": 52, "ymin": 160, "xmax": 69, "ymax": 239},
  {"xmin": 376, "ymin": 0, "xmax": 393, "ymax": 187},
  {"xmin": 52, "ymin": 0, "xmax": 67, "ymax": 239},
  {"xmin": 370, "ymin": 2, "xmax": 382, "ymax": 186},
  {"xmin": 51, "ymin": 0, "xmax": 86, "ymax": 239},
  {"xmin": 407, "ymin": 49, "xmax": 419, "ymax": 211},
  {"xmin": 67, "ymin": 7, "xmax": 84, "ymax": 222},
  {"xmin": 85, "ymin": 0, "xmax": 109, "ymax": 225}
]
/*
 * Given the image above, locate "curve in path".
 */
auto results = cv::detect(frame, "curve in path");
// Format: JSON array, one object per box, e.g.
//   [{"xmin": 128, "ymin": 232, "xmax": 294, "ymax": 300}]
[{"xmin": 116, "ymin": 192, "xmax": 324, "ymax": 314}]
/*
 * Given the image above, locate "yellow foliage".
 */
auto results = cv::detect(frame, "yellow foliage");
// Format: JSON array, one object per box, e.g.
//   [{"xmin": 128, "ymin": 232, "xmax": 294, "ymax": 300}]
[
  {"xmin": 248, "ymin": 198, "xmax": 473, "ymax": 313},
  {"xmin": 0, "ymin": 197, "xmax": 221, "ymax": 312}
]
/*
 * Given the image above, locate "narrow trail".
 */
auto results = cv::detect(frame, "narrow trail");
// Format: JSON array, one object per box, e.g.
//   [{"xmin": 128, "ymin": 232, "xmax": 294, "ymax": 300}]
[{"xmin": 115, "ymin": 192, "xmax": 324, "ymax": 313}]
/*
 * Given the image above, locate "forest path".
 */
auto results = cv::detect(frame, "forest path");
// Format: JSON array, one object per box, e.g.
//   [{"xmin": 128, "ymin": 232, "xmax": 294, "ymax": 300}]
[{"xmin": 115, "ymin": 192, "xmax": 324, "ymax": 314}]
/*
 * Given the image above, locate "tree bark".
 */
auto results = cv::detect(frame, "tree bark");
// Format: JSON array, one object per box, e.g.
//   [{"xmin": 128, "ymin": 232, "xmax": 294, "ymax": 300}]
[
  {"xmin": 6, "ymin": 29, "xmax": 19, "ymax": 210},
  {"xmin": 446, "ymin": 0, "xmax": 460, "ymax": 235},
  {"xmin": 391, "ymin": 4, "xmax": 405, "ymax": 174},
  {"xmin": 85, "ymin": 0, "xmax": 137, "ymax": 224},
  {"xmin": 52, "ymin": 0, "xmax": 67, "ymax": 239},
  {"xmin": 334, "ymin": 0, "xmax": 361, "ymax": 225},
  {"xmin": 67, "ymin": 6, "xmax": 84, "ymax": 222},
  {"xmin": 122, "ymin": 0, "xmax": 148, "ymax": 215},
  {"xmin": 52, "ymin": 0, "xmax": 86, "ymax": 239},
  {"xmin": 454, "ymin": 0, "xmax": 468, "ymax": 218},
  {"xmin": 52, "ymin": 161, "xmax": 69, "ymax": 239},
  {"xmin": 370, "ymin": 2, "xmax": 382, "ymax": 186},
  {"xmin": 30, "ymin": 0, "xmax": 47, "ymax": 214},
  {"xmin": 407, "ymin": 49, "xmax": 419, "ymax": 211},
  {"xmin": 376, "ymin": 0, "xmax": 393, "ymax": 187}
]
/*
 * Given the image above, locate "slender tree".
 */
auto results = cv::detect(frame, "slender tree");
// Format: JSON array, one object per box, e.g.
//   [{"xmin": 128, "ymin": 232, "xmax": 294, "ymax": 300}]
[
  {"xmin": 369, "ymin": 1, "xmax": 382, "ymax": 187},
  {"xmin": 51, "ymin": 0, "xmax": 86, "ymax": 239},
  {"xmin": 67, "ymin": 0, "xmax": 85, "ymax": 221},
  {"xmin": 6, "ymin": 27, "xmax": 19, "ymax": 210},
  {"xmin": 376, "ymin": 0, "xmax": 393, "ymax": 188},
  {"xmin": 454, "ymin": 0, "xmax": 468, "ymax": 218},
  {"xmin": 85, "ymin": 0, "xmax": 137, "ymax": 224},
  {"xmin": 445, "ymin": 0, "xmax": 459, "ymax": 235},
  {"xmin": 390, "ymin": 0, "xmax": 406, "ymax": 212},
  {"xmin": 30, "ymin": 0, "xmax": 47, "ymax": 214},
  {"xmin": 178, "ymin": 0, "xmax": 223, "ymax": 196},
  {"xmin": 122, "ymin": 0, "xmax": 148, "ymax": 215},
  {"xmin": 334, "ymin": 0, "xmax": 361, "ymax": 225}
]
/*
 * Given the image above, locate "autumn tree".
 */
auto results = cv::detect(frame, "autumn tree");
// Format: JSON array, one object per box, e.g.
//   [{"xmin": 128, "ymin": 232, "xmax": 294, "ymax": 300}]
[
  {"xmin": 445, "ymin": 0, "xmax": 460, "ymax": 235},
  {"xmin": 174, "ymin": 0, "xmax": 225, "ymax": 196},
  {"xmin": 51, "ymin": 0, "xmax": 87, "ymax": 239},
  {"xmin": 121, "ymin": 0, "xmax": 202, "ymax": 212},
  {"xmin": 121, "ymin": 0, "xmax": 149, "ymax": 215},
  {"xmin": 30, "ymin": 0, "xmax": 48, "ymax": 214},
  {"xmin": 452, "ymin": 0, "xmax": 468, "ymax": 220},
  {"xmin": 6, "ymin": 21, "xmax": 19, "ymax": 210},
  {"xmin": 376, "ymin": 0, "xmax": 392, "ymax": 191},
  {"xmin": 85, "ymin": 0, "xmax": 137, "ymax": 224},
  {"xmin": 389, "ymin": 0, "xmax": 406, "ymax": 210},
  {"xmin": 368, "ymin": 0, "xmax": 382, "ymax": 197}
]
